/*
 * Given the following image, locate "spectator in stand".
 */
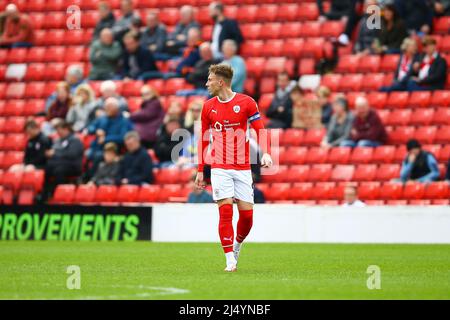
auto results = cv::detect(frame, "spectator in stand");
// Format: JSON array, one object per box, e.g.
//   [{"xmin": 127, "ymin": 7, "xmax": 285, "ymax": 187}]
[
  {"xmin": 112, "ymin": 0, "xmax": 141, "ymax": 41},
  {"xmin": 208, "ymin": 1, "xmax": 244, "ymax": 59},
  {"xmin": 154, "ymin": 117, "xmax": 183, "ymax": 167},
  {"xmin": 92, "ymin": 1, "xmax": 115, "ymax": 40},
  {"xmin": 9, "ymin": 120, "xmax": 52, "ymax": 172},
  {"xmin": 446, "ymin": 159, "xmax": 450, "ymax": 181},
  {"xmin": 342, "ymin": 186, "xmax": 366, "ymax": 207},
  {"xmin": 116, "ymin": 131, "xmax": 154, "ymax": 185},
  {"xmin": 316, "ymin": 86, "xmax": 333, "ymax": 126},
  {"xmin": 184, "ymin": 99, "xmax": 203, "ymax": 133},
  {"xmin": 140, "ymin": 11, "xmax": 168, "ymax": 59},
  {"xmin": 321, "ymin": 97, "xmax": 354, "ymax": 148},
  {"xmin": 175, "ymin": 27, "xmax": 202, "ymax": 76},
  {"xmin": 380, "ymin": 37, "xmax": 420, "ymax": 92},
  {"xmin": 129, "ymin": 85, "xmax": 165, "ymax": 148},
  {"xmin": 405, "ymin": 36, "xmax": 448, "ymax": 91},
  {"xmin": 178, "ymin": 42, "xmax": 220, "ymax": 96},
  {"xmin": 66, "ymin": 84, "xmax": 97, "ymax": 132},
  {"xmin": 396, "ymin": 0, "xmax": 433, "ymax": 35},
  {"xmin": 166, "ymin": 5, "xmax": 201, "ymax": 56},
  {"xmin": 88, "ymin": 142, "xmax": 120, "ymax": 186},
  {"xmin": 187, "ymin": 173, "xmax": 213, "ymax": 203},
  {"xmin": 121, "ymin": 31, "xmax": 158, "ymax": 80},
  {"xmin": 164, "ymin": 100, "xmax": 185, "ymax": 124},
  {"xmin": 0, "ymin": 3, "xmax": 33, "ymax": 48},
  {"xmin": 353, "ymin": 0, "xmax": 380, "ymax": 55},
  {"xmin": 43, "ymin": 121, "xmax": 83, "ymax": 200},
  {"xmin": 341, "ymin": 96, "xmax": 387, "ymax": 147},
  {"xmin": 92, "ymin": 80, "xmax": 129, "ymax": 116},
  {"xmin": 89, "ymin": 28, "xmax": 122, "ymax": 80},
  {"xmin": 266, "ymin": 71, "xmax": 296, "ymax": 129},
  {"xmin": 43, "ymin": 82, "xmax": 73, "ymax": 136},
  {"xmin": 399, "ymin": 139, "xmax": 440, "ymax": 183},
  {"xmin": 434, "ymin": 0, "xmax": 450, "ymax": 16},
  {"xmin": 45, "ymin": 65, "xmax": 85, "ymax": 112},
  {"xmin": 372, "ymin": 4, "xmax": 408, "ymax": 54},
  {"xmin": 87, "ymin": 97, "xmax": 134, "ymax": 177},
  {"xmin": 221, "ymin": 39, "xmax": 246, "ymax": 93}
]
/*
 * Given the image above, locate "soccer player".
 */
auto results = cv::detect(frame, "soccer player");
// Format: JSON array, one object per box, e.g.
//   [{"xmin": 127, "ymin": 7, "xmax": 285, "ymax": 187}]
[{"xmin": 195, "ymin": 64, "xmax": 273, "ymax": 272}]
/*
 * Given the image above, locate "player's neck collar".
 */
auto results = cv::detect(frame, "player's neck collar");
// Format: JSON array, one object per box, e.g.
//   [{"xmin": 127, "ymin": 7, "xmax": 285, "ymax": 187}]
[{"xmin": 217, "ymin": 92, "xmax": 236, "ymax": 104}]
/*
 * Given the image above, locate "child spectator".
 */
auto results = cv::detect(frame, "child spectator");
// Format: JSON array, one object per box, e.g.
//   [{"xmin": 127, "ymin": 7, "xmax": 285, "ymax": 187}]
[{"xmin": 88, "ymin": 142, "xmax": 120, "ymax": 185}]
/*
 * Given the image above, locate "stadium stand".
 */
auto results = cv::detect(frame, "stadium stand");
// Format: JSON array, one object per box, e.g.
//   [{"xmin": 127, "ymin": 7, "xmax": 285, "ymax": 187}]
[{"xmin": 0, "ymin": 0, "xmax": 449, "ymax": 206}]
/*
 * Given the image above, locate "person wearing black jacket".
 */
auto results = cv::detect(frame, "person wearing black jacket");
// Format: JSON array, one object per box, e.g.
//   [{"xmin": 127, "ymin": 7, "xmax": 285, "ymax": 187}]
[
  {"xmin": 43, "ymin": 121, "xmax": 83, "ymax": 200},
  {"xmin": 116, "ymin": 131, "xmax": 154, "ymax": 185},
  {"xmin": 93, "ymin": 1, "xmax": 116, "ymax": 40},
  {"xmin": 209, "ymin": 2, "xmax": 243, "ymax": 59},
  {"xmin": 266, "ymin": 72, "xmax": 296, "ymax": 129},
  {"xmin": 121, "ymin": 31, "xmax": 158, "ymax": 80},
  {"xmin": 154, "ymin": 118, "xmax": 183, "ymax": 167},
  {"xmin": 406, "ymin": 36, "xmax": 448, "ymax": 91}
]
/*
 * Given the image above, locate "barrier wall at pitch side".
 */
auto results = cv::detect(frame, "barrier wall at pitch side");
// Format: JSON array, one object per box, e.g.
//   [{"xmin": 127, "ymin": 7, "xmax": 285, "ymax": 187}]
[{"xmin": 152, "ymin": 204, "xmax": 450, "ymax": 244}]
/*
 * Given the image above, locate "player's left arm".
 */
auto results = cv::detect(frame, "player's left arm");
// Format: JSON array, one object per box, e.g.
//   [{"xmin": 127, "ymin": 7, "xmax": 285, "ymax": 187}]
[{"xmin": 247, "ymin": 98, "xmax": 272, "ymax": 168}]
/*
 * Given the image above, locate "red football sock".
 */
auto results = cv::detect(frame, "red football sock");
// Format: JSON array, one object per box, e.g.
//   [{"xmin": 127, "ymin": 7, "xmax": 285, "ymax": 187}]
[
  {"xmin": 236, "ymin": 209, "xmax": 253, "ymax": 243},
  {"xmin": 218, "ymin": 204, "xmax": 234, "ymax": 253}
]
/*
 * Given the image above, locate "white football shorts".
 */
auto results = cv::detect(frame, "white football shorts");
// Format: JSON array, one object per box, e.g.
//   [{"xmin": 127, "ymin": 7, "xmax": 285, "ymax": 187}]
[{"xmin": 210, "ymin": 168, "xmax": 254, "ymax": 204}]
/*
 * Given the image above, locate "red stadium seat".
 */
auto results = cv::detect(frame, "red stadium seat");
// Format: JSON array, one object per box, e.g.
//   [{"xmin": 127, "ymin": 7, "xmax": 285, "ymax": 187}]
[
  {"xmin": 95, "ymin": 185, "xmax": 118, "ymax": 204},
  {"xmin": 64, "ymin": 46, "xmax": 86, "ymax": 63},
  {"xmin": 424, "ymin": 182, "xmax": 449, "ymax": 200},
  {"xmin": 287, "ymin": 165, "xmax": 310, "ymax": 182},
  {"xmin": 321, "ymin": 21, "xmax": 344, "ymax": 38},
  {"xmin": 3, "ymin": 100, "xmax": 24, "ymax": 117},
  {"xmin": 282, "ymin": 39, "xmax": 304, "ymax": 58},
  {"xmin": 246, "ymin": 57, "xmax": 266, "ymax": 78},
  {"xmin": 25, "ymin": 47, "xmax": 46, "ymax": 63},
  {"xmin": 299, "ymin": 21, "xmax": 321, "ymax": 38},
  {"xmin": 52, "ymin": 185, "xmax": 76, "ymax": 204},
  {"xmin": 43, "ymin": 12, "xmax": 66, "ymax": 29},
  {"xmin": 308, "ymin": 164, "xmax": 332, "ymax": 182},
  {"xmin": 2, "ymin": 170, "xmax": 23, "ymax": 192},
  {"xmin": 264, "ymin": 183, "xmax": 290, "ymax": 202},
  {"xmin": 24, "ymin": 63, "xmax": 46, "ymax": 81},
  {"xmin": 2, "ymin": 117, "xmax": 25, "ymax": 134},
  {"xmin": 257, "ymin": 4, "xmax": 278, "ymax": 22},
  {"xmin": 259, "ymin": 77, "xmax": 276, "ymax": 94},
  {"xmin": 138, "ymin": 185, "xmax": 161, "ymax": 203},
  {"xmin": 3, "ymin": 134, "xmax": 27, "ymax": 151},
  {"xmin": 288, "ymin": 183, "xmax": 313, "ymax": 201},
  {"xmin": 359, "ymin": 56, "xmax": 381, "ymax": 73},
  {"xmin": 389, "ymin": 126, "xmax": 415, "ymax": 145},
  {"xmin": 74, "ymin": 184, "xmax": 97, "ymax": 204},
  {"xmin": 339, "ymin": 74, "xmax": 363, "ymax": 92},
  {"xmin": 386, "ymin": 109, "xmax": 412, "ymax": 126},
  {"xmin": 409, "ymin": 109, "xmax": 435, "ymax": 126},
  {"xmin": 280, "ymin": 128, "xmax": 304, "ymax": 146},
  {"xmin": 158, "ymin": 184, "xmax": 183, "ymax": 202},
  {"xmin": 321, "ymin": 74, "xmax": 342, "ymax": 92},
  {"xmin": 415, "ymin": 126, "xmax": 437, "ymax": 144},
  {"xmin": 43, "ymin": 30, "xmax": 65, "ymax": 46},
  {"xmin": 262, "ymin": 165, "xmax": 288, "ymax": 183},
  {"xmin": 353, "ymin": 164, "xmax": 377, "ymax": 182},
  {"xmin": 164, "ymin": 78, "xmax": 192, "ymax": 95},
  {"xmin": 376, "ymin": 164, "xmax": 401, "ymax": 182},
  {"xmin": 379, "ymin": 182, "xmax": 403, "ymax": 200},
  {"xmin": 386, "ymin": 92, "xmax": 409, "ymax": 108},
  {"xmin": 297, "ymin": 3, "xmax": 319, "ymax": 21},
  {"xmin": 402, "ymin": 182, "xmax": 425, "ymax": 200},
  {"xmin": 5, "ymin": 48, "xmax": 28, "ymax": 64},
  {"xmin": 240, "ymin": 40, "xmax": 264, "ymax": 57},
  {"xmin": 303, "ymin": 128, "xmax": 326, "ymax": 146},
  {"xmin": 240, "ymin": 23, "xmax": 261, "ymax": 40},
  {"xmin": 263, "ymin": 57, "xmax": 287, "ymax": 75},
  {"xmin": 24, "ymin": 82, "xmax": 46, "ymax": 99},
  {"xmin": 47, "ymin": 0, "xmax": 67, "ymax": 11},
  {"xmin": 328, "ymin": 147, "xmax": 351, "ymax": 164},
  {"xmin": 6, "ymin": 83, "xmax": 25, "ymax": 99},
  {"xmin": 408, "ymin": 91, "xmax": 431, "ymax": 108},
  {"xmin": 281, "ymin": 147, "xmax": 307, "ymax": 165},
  {"xmin": 160, "ymin": 8, "xmax": 180, "ymax": 25},
  {"xmin": 331, "ymin": 165, "xmax": 355, "ymax": 182},
  {"xmin": 244, "ymin": 77, "xmax": 256, "ymax": 96},
  {"xmin": 423, "ymin": 144, "xmax": 441, "ymax": 160},
  {"xmin": 17, "ymin": 188, "xmax": 35, "ymax": 205},
  {"xmin": 409, "ymin": 200, "xmax": 431, "ymax": 206},
  {"xmin": 298, "ymin": 58, "xmax": 316, "ymax": 75},
  {"xmin": 393, "ymin": 145, "xmax": 407, "ymax": 163},
  {"xmin": 430, "ymin": 90, "xmax": 450, "ymax": 107},
  {"xmin": 350, "ymin": 147, "xmax": 374, "ymax": 164},
  {"xmin": 262, "ymin": 39, "xmax": 284, "ymax": 57},
  {"xmin": 335, "ymin": 55, "xmax": 360, "ymax": 73},
  {"xmin": 277, "ymin": 4, "xmax": 299, "ymax": 22},
  {"xmin": 18, "ymin": 169, "xmax": 43, "ymax": 193},
  {"xmin": 305, "ymin": 147, "xmax": 329, "ymax": 164},
  {"xmin": 258, "ymin": 94, "xmax": 274, "ymax": 113},
  {"xmin": 313, "ymin": 182, "xmax": 336, "ymax": 200},
  {"xmin": 44, "ymin": 63, "xmax": 66, "ymax": 80},
  {"xmin": 433, "ymin": 16, "xmax": 450, "ymax": 34},
  {"xmin": 366, "ymin": 92, "xmax": 387, "ymax": 109},
  {"xmin": 236, "ymin": 5, "xmax": 258, "ymax": 23},
  {"xmin": 386, "ymin": 200, "xmax": 408, "ymax": 205},
  {"xmin": 434, "ymin": 126, "xmax": 450, "ymax": 144},
  {"xmin": 358, "ymin": 182, "xmax": 381, "ymax": 200},
  {"xmin": 122, "ymin": 80, "xmax": 144, "ymax": 97},
  {"xmin": 64, "ymin": 30, "xmax": 85, "ymax": 46},
  {"xmin": 361, "ymin": 73, "xmax": 385, "ymax": 91},
  {"xmin": 380, "ymin": 54, "xmax": 400, "ymax": 72},
  {"xmin": 301, "ymin": 38, "xmax": 325, "ymax": 59},
  {"xmin": 279, "ymin": 22, "xmax": 302, "ymax": 39},
  {"xmin": 1, "ymin": 151, "xmax": 23, "ymax": 169},
  {"xmin": 433, "ymin": 108, "xmax": 450, "ymax": 125},
  {"xmin": 117, "ymin": 185, "xmax": 140, "ymax": 203}
]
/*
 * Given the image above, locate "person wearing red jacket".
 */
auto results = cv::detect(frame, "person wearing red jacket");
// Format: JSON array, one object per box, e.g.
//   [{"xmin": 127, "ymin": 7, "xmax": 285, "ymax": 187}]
[{"xmin": 0, "ymin": 3, "xmax": 34, "ymax": 48}]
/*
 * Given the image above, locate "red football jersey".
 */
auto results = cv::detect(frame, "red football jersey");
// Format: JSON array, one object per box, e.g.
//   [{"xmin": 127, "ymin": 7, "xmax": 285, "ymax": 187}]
[{"xmin": 198, "ymin": 92, "xmax": 266, "ymax": 172}]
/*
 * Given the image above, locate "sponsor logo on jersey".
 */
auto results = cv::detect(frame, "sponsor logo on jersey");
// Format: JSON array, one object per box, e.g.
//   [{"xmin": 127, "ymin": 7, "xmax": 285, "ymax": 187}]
[{"xmin": 214, "ymin": 121, "xmax": 223, "ymax": 132}]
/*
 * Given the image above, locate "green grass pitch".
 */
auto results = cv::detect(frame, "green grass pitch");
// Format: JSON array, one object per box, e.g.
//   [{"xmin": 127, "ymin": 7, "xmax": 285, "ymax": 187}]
[{"xmin": 0, "ymin": 241, "xmax": 449, "ymax": 299}]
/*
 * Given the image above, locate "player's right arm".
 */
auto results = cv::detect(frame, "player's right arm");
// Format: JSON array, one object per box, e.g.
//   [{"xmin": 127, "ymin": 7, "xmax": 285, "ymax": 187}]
[{"xmin": 195, "ymin": 103, "xmax": 211, "ymax": 189}]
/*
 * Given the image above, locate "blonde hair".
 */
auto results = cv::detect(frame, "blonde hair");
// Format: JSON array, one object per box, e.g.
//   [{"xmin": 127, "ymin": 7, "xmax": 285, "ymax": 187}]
[
  {"xmin": 74, "ymin": 83, "xmax": 95, "ymax": 103},
  {"xmin": 184, "ymin": 99, "xmax": 203, "ymax": 128},
  {"xmin": 209, "ymin": 63, "xmax": 233, "ymax": 85},
  {"xmin": 401, "ymin": 37, "xmax": 416, "ymax": 52}
]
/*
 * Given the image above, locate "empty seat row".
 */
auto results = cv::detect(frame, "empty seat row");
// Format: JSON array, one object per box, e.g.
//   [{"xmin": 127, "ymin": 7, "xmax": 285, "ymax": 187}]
[{"xmin": 256, "ymin": 181, "xmax": 450, "ymax": 202}]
